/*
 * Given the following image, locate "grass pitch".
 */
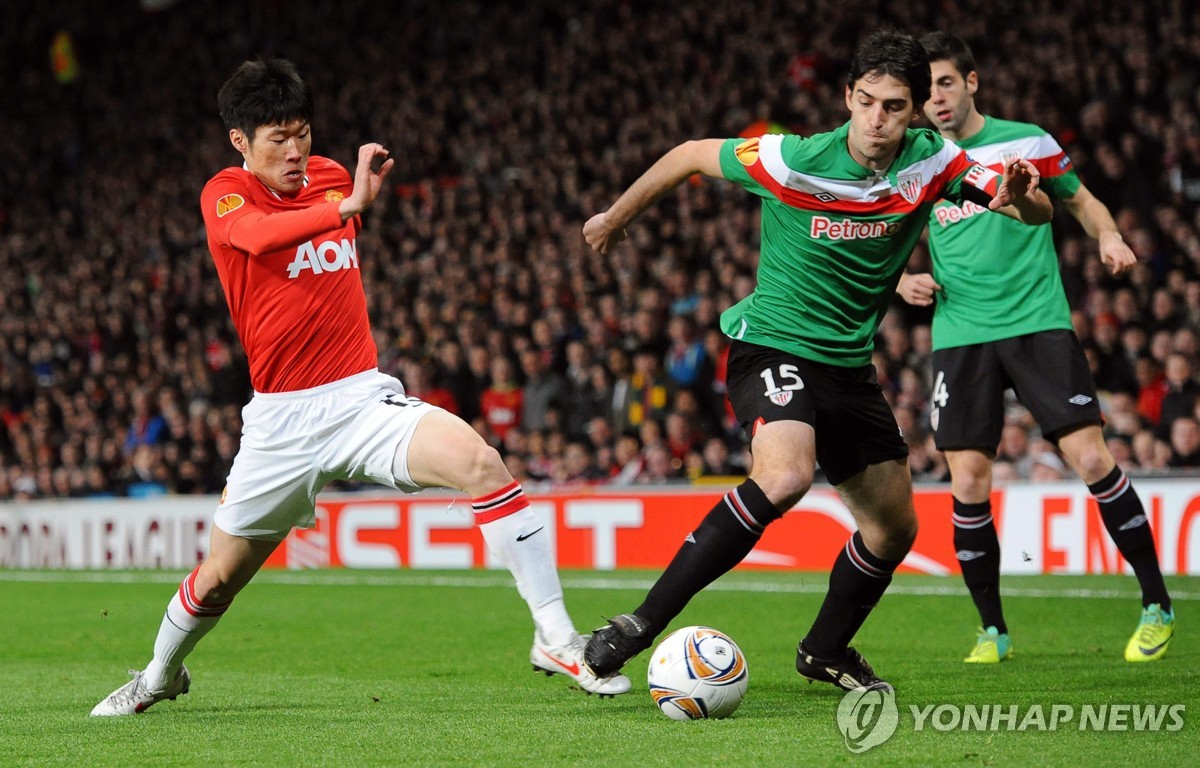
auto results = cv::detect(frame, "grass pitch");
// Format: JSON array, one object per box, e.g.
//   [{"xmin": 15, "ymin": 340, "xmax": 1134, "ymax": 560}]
[{"xmin": 1, "ymin": 569, "xmax": 1195, "ymax": 767}]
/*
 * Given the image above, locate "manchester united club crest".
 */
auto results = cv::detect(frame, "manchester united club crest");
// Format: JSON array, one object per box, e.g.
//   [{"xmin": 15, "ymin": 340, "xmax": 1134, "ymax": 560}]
[
  {"xmin": 896, "ymin": 172, "xmax": 923, "ymax": 204},
  {"xmin": 769, "ymin": 391, "xmax": 793, "ymax": 406}
]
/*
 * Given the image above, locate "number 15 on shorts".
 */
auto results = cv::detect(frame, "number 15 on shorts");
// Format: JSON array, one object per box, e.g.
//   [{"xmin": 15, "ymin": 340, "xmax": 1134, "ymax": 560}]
[{"xmin": 761, "ymin": 365, "xmax": 804, "ymax": 407}]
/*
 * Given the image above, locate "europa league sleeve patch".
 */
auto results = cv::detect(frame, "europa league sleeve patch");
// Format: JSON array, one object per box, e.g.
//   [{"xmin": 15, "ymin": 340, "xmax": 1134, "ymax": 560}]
[
  {"xmin": 734, "ymin": 137, "xmax": 760, "ymax": 166},
  {"xmin": 216, "ymin": 193, "xmax": 246, "ymax": 217}
]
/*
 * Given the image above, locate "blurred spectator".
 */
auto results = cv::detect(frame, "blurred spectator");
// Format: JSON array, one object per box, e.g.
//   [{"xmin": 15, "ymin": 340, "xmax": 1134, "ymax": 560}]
[
  {"xmin": 553, "ymin": 440, "xmax": 608, "ymax": 485},
  {"xmin": 617, "ymin": 346, "xmax": 671, "ymax": 436},
  {"xmin": 1135, "ymin": 356, "xmax": 1167, "ymax": 425},
  {"xmin": 433, "ymin": 340, "xmax": 477, "ymax": 422},
  {"xmin": 663, "ymin": 315, "xmax": 709, "ymax": 389},
  {"xmin": 1091, "ymin": 314, "xmax": 1138, "ymax": 395},
  {"xmin": 123, "ymin": 387, "xmax": 167, "ymax": 455},
  {"xmin": 400, "ymin": 357, "xmax": 459, "ymax": 415},
  {"xmin": 1167, "ymin": 417, "xmax": 1200, "ymax": 467},
  {"xmin": 609, "ymin": 434, "xmax": 644, "ymax": 485},
  {"xmin": 908, "ymin": 431, "xmax": 949, "ymax": 482},
  {"xmin": 480, "ymin": 356, "xmax": 523, "ymax": 443},
  {"xmin": 1157, "ymin": 351, "xmax": 1200, "ymax": 438},
  {"xmin": 519, "ymin": 347, "xmax": 567, "ymax": 434},
  {"xmin": 1029, "ymin": 451, "xmax": 1068, "ymax": 482},
  {"xmin": 636, "ymin": 444, "xmax": 684, "ymax": 484},
  {"xmin": 995, "ymin": 423, "xmax": 1033, "ymax": 475},
  {"xmin": 695, "ymin": 437, "xmax": 741, "ymax": 477}
]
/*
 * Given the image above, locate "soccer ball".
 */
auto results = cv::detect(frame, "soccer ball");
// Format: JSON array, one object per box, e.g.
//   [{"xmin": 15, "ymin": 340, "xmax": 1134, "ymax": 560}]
[{"xmin": 647, "ymin": 626, "xmax": 748, "ymax": 720}]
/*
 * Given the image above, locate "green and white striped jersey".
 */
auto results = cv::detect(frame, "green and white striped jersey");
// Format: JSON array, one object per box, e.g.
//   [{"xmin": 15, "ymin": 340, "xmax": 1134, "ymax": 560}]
[
  {"xmin": 718, "ymin": 121, "xmax": 1001, "ymax": 367},
  {"xmin": 926, "ymin": 116, "xmax": 1080, "ymax": 350}
]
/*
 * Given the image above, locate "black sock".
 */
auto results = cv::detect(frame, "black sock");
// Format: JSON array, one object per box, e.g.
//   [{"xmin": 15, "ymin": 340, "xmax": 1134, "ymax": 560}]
[
  {"xmin": 952, "ymin": 498, "xmax": 1007, "ymax": 634},
  {"xmin": 1089, "ymin": 467, "xmax": 1171, "ymax": 612},
  {"xmin": 802, "ymin": 531, "xmax": 903, "ymax": 659},
  {"xmin": 634, "ymin": 479, "xmax": 782, "ymax": 631}
]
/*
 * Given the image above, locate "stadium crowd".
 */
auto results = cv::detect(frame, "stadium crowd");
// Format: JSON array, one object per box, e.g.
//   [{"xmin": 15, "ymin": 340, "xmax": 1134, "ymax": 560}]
[{"xmin": 3, "ymin": 0, "xmax": 1200, "ymax": 500}]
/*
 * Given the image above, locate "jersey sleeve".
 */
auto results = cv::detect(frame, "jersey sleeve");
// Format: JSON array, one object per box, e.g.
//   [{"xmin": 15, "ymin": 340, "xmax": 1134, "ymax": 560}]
[
  {"xmin": 936, "ymin": 139, "xmax": 1003, "ymax": 208},
  {"xmin": 718, "ymin": 137, "xmax": 779, "ymax": 200},
  {"xmin": 200, "ymin": 173, "xmax": 345, "ymax": 257},
  {"xmin": 1031, "ymin": 135, "xmax": 1082, "ymax": 200}
]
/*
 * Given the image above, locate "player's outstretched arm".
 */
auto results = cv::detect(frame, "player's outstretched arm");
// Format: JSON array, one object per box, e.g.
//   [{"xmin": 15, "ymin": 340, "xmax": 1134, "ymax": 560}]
[
  {"xmin": 895, "ymin": 272, "xmax": 942, "ymax": 307},
  {"xmin": 339, "ymin": 143, "xmax": 395, "ymax": 222},
  {"xmin": 583, "ymin": 139, "xmax": 725, "ymax": 253},
  {"xmin": 989, "ymin": 158, "xmax": 1053, "ymax": 224},
  {"xmin": 1061, "ymin": 184, "xmax": 1136, "ymax": 276}
]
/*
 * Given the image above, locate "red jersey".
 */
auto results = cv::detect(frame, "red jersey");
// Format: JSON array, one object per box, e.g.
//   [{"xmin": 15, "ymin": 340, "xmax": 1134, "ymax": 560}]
[
  {"xmin": 481, "ymin": 387, "xmax": 523, "ymax": 441},
  {"xmin": 200, "ymin": 156, "xmax": 377, "ymax": 393}
]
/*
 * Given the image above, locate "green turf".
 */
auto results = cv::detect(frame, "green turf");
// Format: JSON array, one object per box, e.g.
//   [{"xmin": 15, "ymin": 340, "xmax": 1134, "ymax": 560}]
[{"xmin": 1, "ymin": 569, "xmax": 1195, "ymax": 767}]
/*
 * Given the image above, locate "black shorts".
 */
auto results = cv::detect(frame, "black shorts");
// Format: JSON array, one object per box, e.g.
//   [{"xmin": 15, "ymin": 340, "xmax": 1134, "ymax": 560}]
[
  {"xmin": 930, "ymin": 329, "xmax": 1103, "ymax": 452},
  {"xmin": 726, "ymin": 340, "xmax": 908, "ymax": 486}
]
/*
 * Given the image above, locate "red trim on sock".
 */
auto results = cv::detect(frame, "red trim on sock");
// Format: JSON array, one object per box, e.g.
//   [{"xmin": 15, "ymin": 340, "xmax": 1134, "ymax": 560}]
[
  {"xmin": 473, "ymin": 482, "xmax": 527, "ymax": 524},
  {"xmin": 178, "ymin": 566, "xmax": 232, "ymax": 617},
  {"xmin": 473, "ymin": 480, "xmax": 521, "ymax": 506},
  {"xmin": 1093, "ymin": 472, "xmax": 1131, "ymax": 503},
  {"xmin": 845, "ymin": 537, "xmax": 890, "ymax": 579}
]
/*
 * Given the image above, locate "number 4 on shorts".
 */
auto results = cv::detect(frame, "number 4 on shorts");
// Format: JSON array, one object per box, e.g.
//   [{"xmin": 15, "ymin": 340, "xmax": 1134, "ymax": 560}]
[{"xmin": 931, "ymin": 371, "xmax": 949, "ymax": 408}]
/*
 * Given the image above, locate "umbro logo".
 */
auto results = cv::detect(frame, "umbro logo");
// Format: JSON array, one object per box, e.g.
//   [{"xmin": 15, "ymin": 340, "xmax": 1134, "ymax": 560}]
[
  {"xmin": 815, "ymin": 192, "xmax": 838, "ymax": 203},
  {"xmin": 1118, "ymin": 514, "xmax": 1148, "ymax": 531},
  {"xmin": 956, "ymin": 550, "xmax": 987, "ymax": 561},
  {"xmin": 1068, "ymin": 394, "xmax": 1093, "ymax": 405},
  {"xmin": 516, "ymin": 526, "xmax": 544, "ymax": 542}
]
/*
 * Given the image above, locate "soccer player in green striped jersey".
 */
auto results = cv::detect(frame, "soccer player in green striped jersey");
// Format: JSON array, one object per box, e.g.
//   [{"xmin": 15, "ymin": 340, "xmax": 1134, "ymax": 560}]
[
  {"xmin": 897, "ymin": 31, "xmax": 1174, "ymax": 664},
  {"xmin": 582, "ymin": 29, "xmax": 1052, "ymax": 694}
]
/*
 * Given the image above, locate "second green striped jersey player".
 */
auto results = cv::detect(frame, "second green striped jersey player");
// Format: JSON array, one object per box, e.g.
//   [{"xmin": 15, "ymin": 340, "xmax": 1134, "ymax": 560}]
[
  {"xmin": 921, "ymin": 116, "xmax": 1077, "ymax": 348},
  {"xmin": 896, "ymin": 31, "xmax": 1172, "ymax": 668},
  {"xmin": 580, "ymin": 30, "xmax": 1051, "ymax": 694}
]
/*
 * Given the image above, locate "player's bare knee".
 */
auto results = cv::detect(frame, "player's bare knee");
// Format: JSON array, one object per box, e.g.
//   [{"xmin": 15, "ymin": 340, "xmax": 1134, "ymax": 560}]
[
  {"xmin": 195, "ymin": 560, "xmax": 239, "ymax": 603},
  {"xmin": 890, "ymin": 516, "xmax": 918, "ymax": 551},
  {"xmin": 459, "ymin": 442, "xmax": 511, "ymax": 496},
  {"xmin": 1065, "ymin": 444, "xmax": 1112, "ymax": 484},
  {"xmin": 753, "ymin": 467, "xmax": 811, "ymax": 509},
  {"xmin": 862, "ymin": 513, "xmax": 917, "ymax": 560},
  {"xmin": 952, "ymin": 475, "xmax": 991, "ymax": 504}
]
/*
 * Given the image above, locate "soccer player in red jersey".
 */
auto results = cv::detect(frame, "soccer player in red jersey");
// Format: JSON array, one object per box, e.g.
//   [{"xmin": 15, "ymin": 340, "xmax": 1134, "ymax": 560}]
[{"xmin": 92, "ymin": 59, "xmax": 629, "ymax": 716}]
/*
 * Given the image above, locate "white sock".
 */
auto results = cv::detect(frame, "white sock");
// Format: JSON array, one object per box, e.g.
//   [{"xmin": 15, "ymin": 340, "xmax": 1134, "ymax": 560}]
[
  {"xmin": 143, "ymin": 567, "xmax": 229, "ymax": 690},
  {"xmin": 474, "ymin": 482, "xmax": 575, "ymax": 646}
]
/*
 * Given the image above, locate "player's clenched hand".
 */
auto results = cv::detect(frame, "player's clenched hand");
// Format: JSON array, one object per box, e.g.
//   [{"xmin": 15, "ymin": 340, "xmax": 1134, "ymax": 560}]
[
  {"xmin": 988, "ymin": 157, "xmax": 1040, "ymax": 210},
  {"xmin": 583, "ymin": 212, "xmax": 628, "ymax": 254},
  {"xmin": 340, "ymin": 143, "xmax": 394, "ymax": 220},
  {"xmin": 1098, "ymin": 231, "xmax": 1136, "ymax": 276},
  {"xmin": 896, "ymin": 272, "xmax": 942, "ymax": 306}
]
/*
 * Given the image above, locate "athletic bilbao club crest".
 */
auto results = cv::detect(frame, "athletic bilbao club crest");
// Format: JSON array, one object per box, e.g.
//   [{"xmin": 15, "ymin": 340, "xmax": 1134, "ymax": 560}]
[
  {"xmin": 896, "ymin": 173, "xmax": 922, "ymax": 204},
  {"xmin": 1000, "ymin": 150, "xmax": 1022, "ymax": 167},
  {"xmin": 769, "ymin": 391, "xmax": 793, "ymax": 406}
]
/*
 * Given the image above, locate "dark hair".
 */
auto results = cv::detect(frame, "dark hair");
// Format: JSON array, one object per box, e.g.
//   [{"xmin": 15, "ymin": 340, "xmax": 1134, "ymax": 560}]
[
  {"xmin": 919, "ymin": 31, "xmax": 977, "ymax": 80},
  {"xmin": 847, "ymin": 29, "xmax": 930, "ymax": 108},
  {"xmin": 217, "ymin": 58, "xmax": 314, "ymax": 139}
]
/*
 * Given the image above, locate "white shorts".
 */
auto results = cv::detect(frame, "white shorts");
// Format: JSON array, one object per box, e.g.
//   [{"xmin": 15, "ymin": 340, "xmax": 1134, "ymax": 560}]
[{"xmin": 214, "ymin": 368, "xmax": 441, "ymax": 540}]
